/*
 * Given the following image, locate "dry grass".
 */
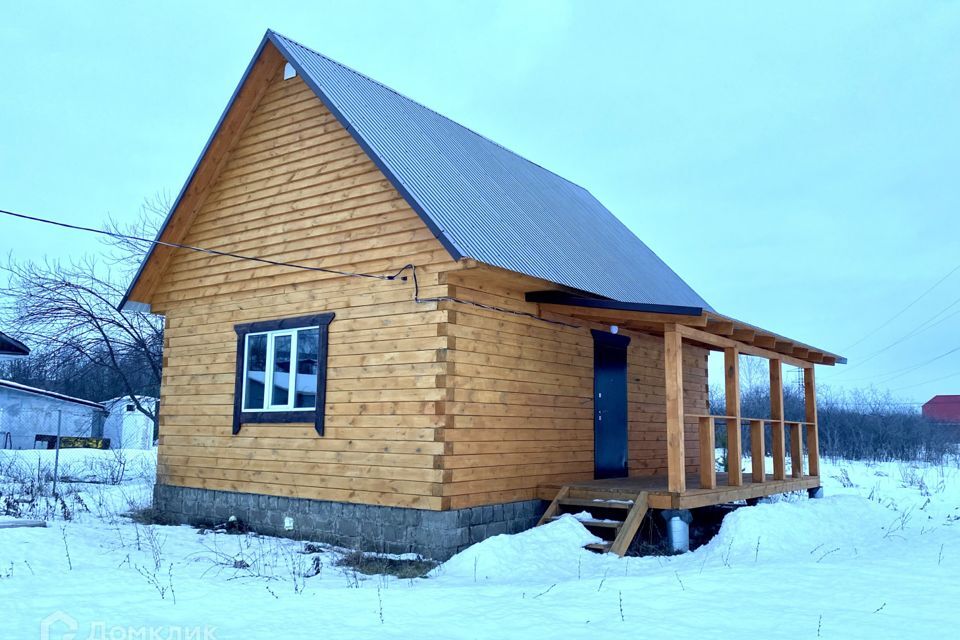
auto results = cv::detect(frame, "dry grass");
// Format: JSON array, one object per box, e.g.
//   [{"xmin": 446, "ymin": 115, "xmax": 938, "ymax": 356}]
[{"xmin": 335, "ymin": 550, "xmax": 436, "ymax": 579}]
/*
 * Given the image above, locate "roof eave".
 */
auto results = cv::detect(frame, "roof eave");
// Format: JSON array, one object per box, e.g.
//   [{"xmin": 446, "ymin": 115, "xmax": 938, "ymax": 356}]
[
  {"xmin": 526, "ymin": 291, "xmax": 844, "ymax": 366},
  {"xmin": 0, "ymin": 332, "xmax": 30, "ymax": 357},
  {"xmin": 525, "ymin": 290, "xmax": 703, "ymax": 317}
]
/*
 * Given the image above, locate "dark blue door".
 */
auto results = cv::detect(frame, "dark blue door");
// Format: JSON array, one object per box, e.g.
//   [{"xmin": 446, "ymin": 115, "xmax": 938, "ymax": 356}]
[{"xmin": 592, "ymin": 330, "xmax": 630, "ymax": 479}]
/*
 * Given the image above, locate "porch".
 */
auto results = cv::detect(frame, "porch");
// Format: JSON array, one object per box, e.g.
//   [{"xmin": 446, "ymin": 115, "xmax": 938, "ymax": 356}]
[
  {"xmin": 536, "ymin": 472, "xmax": 822, "ymax": 511},
  {"xmin": 527, "ymin": 290, "xmax": 845, "ymax": 514}
]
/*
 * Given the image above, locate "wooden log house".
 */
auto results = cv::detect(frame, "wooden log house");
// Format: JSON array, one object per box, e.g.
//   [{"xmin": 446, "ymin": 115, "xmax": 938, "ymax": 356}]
[{"xmin": 122, "ymin": 31, "xmax": 845, "ymax": 559}]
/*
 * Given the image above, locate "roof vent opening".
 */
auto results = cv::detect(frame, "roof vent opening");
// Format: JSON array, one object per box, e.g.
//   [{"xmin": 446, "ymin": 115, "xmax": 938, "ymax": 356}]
[{"xmin": 283, "ymin": 63, "xmax": 297, "ymax": 80}]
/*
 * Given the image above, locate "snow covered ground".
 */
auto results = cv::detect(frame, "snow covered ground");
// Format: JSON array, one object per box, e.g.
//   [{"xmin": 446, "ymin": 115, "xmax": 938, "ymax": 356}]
[{"xmin": 1, "ymin": 450, "xmax": 958, "ymax": 639}]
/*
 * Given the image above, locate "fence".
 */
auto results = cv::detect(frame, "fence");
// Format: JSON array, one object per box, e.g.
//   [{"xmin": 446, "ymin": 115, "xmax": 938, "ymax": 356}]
[{"xmin": 0, "ymin": 402, "xmax": 107, "ymax": 451}]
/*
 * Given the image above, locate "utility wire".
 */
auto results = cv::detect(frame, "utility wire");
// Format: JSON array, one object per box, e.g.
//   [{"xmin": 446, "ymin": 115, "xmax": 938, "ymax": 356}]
[
  {"xmin": 841, "ymin": 261, "xmax": 960, "ymax": 352},
  {"xmin": 0, "ymin": 207, "xmax": 579, "ymax": 328},
  {"xmin": 833, "ymin": 340, "xmax": 960, "ymax": 384},
  {"xmin": 893, "ymin": 368, "xmax": 960, "ymax": 392},
  {"xmin": 833, "ymin": 292, "xmax": 960, "ymax": 376},
  {"xmin": 864, "ymin": 344, "xmax": 960, "ymax": 385},
  {"xmin": 0, "ymin": 208, "xmax": 402, "ymax": 282}
]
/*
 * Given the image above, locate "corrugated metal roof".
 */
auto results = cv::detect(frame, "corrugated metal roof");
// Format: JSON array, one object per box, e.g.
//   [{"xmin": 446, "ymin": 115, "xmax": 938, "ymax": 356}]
[
  {"xmin": 269, "ymin": 31, "xmax": 711, "ymax": 310},
  {"xmin": 0, "ymin": 379, "xmax": 105, "ymax": 410}
]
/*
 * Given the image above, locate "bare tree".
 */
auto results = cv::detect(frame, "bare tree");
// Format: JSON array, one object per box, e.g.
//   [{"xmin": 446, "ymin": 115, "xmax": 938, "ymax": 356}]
[
  {"xmin": 103, "ymin": 191, "xmax": 171, "ymax": 276},
  {"xmin": 0, "ymin": 196, "xmax": 167, "ymax": 423}
]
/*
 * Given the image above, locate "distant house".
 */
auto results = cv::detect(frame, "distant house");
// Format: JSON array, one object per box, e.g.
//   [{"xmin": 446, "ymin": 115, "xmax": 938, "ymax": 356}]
[
  {"xmin": 121, "ymin": 30, "xmax": 845, "ymax": 559},
  {"xmin": 922, "ymin": 395, "xmax": 960, "ymax": 423},
  {"xmin": 0, "ymin": 379, "xmax": 106, "ymax": 450},
  {"xmin": 0, "ymin": 332, "xmax": 29, "ymax": 360},
  {"xmin": 102, "ymin": 396, "xmax": 158, "ymax": 450}
]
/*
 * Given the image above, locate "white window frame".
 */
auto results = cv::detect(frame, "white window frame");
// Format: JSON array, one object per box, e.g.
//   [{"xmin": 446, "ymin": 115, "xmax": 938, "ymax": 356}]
[{"xmin": 241, "ymin": 327, "xmax": 316, "ymax": 413}]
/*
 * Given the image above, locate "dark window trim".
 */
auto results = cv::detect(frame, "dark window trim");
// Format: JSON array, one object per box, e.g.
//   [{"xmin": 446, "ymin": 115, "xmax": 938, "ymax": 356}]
[{"xmin": 232, "ymin": 312, "xmax": 334, "ymax": 436}]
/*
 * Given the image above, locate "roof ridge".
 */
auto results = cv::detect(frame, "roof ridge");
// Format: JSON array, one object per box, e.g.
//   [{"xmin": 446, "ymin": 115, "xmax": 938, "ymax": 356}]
[{"xmin": 268, "ymin": 30, "xmax": 593, "ymax": 197}]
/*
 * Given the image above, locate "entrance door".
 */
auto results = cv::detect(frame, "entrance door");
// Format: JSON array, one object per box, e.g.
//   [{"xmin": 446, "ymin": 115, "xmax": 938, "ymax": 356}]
[{"xmin": 592, "ymin": 329, "xmax": 630, "ymax": 479}]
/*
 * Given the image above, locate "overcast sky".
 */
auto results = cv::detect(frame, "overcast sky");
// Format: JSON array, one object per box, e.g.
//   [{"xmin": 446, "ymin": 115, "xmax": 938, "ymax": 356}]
[{"xmin": 1, "ymin": 1, "xmax": 958, "ymax": 403}]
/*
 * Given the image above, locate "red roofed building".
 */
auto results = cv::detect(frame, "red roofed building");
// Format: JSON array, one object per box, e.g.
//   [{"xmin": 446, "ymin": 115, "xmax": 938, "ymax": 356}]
[{"xmin": 922, "ymin": 395, "xmax": 960, "ymax": 423}]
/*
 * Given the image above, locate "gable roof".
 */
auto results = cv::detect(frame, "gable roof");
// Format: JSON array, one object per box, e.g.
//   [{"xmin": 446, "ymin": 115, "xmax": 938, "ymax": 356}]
[
  {"xmin": 121, "ymin": 30, "xmax": 710, "ymax": 311},
  {"xmin": 0, "ymin": 331, "xmax": 29, "ymax": 358},
  {"xmin": 922, "ymin": 395, "xmax": 960, "ymax": 422}
]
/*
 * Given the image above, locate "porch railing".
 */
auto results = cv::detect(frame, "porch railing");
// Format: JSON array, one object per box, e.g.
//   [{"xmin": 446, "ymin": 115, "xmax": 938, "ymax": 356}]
[
  {"xmin": 689, "ymin": 414, "xmax": 818, "ymax": 490},
  {"xmin": 664, "ymin": 324, "xmax": 821, "ymax": 494}
]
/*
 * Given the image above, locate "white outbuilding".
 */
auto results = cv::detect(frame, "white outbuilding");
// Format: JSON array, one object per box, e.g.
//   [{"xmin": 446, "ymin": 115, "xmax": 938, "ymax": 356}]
[{"xmin": 102, "ymin": 396, "xmax": 157, "ymax": 449}]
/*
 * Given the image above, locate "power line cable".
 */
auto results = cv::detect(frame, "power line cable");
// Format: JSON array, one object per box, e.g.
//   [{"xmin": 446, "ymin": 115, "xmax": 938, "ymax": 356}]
[
  {"xmin": 0, "ymin": 207, "xmax": 579, "ymax": 328},
  {"xmin": 0, "ymin": 208, "xmax": 402, "ymax": 281},
  {"xmin": 893, "ymin": 368, "xmax": 960, "ymax": 392},
  {"xmin": 841, "ymin": 261, "xmax": 960, "ymax": 351},
  {"xmin": 833, "ymin": 291, "xmax": 960, "ymax": 376},
  {"xmin": 866, "ymin": 344, "xmax": 960, "ymax": 385}
]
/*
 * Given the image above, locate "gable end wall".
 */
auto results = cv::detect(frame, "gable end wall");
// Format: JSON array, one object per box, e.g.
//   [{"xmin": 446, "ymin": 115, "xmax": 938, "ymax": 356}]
[{"xmin": 152, "ymin": 72, "xmax": 460, "ymax": 510}]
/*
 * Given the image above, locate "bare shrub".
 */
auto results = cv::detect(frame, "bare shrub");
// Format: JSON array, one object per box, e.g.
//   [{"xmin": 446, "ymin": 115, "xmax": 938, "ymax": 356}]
[
  {"xmin": 710, "ymin": 383, "xmax": 960, "ymax": 463},
  {"xmin": 82, "ymin": 449, "xmax": 128, "ymax": 485}
]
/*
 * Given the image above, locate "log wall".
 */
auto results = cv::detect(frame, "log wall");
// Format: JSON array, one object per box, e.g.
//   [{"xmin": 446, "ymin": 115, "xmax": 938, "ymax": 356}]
[{"xmin": 147, "ymin": 66, "xmax": 709, "ymax": 513}]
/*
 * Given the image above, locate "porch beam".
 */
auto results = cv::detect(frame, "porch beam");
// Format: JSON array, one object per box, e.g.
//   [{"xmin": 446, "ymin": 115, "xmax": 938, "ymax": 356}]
[
  {"xmin": 674, "ymin": 324, "xmax": 813, "ymax": 369},
  {"xmin": 707, "ymin": 319, "xmax": 735, "ymax": 335},
  {"xmin": 664, "ymin": 329, "xmax": 686, "ymax": 493},
  {"xmin": 754, "ymin": 335, "xmax": 777, "ymax": 349},
  {"xmin": 770, "ymin": 358, "xmax": 787, "ymax": 481},
  {"xmin": 724, "ymin": 346, "xmax": 743, "ymax": 486},
  {"xmin": 804, "ymin": 366, "xmax": 820, "ymax": 477}
]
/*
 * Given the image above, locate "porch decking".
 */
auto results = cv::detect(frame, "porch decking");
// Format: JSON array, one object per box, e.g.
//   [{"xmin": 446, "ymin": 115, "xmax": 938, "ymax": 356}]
[{"xmin": 537, "ymin": 472, "xmax": 821, "ymax": 511}]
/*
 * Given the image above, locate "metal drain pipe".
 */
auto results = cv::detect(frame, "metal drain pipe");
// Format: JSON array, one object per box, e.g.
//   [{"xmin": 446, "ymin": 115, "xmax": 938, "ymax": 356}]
[{"xmin": 661, "ymin": 509, "xmax": 693, "ymax": 553}]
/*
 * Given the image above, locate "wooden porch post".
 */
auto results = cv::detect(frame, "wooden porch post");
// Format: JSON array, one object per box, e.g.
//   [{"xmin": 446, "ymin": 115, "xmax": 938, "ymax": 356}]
[
  {"xmin": 770, "ymin": 358, "xmax": 786, "ymax": 481},
  {"xmin": 724, "ymin": 346, "xmax": 742, "ymax": 486},
  {"xmin": 804, "ymin": 366, "xmax": 820, "ymax": 477},
  {"xmin": 664, "ymin": 329, "xmax": 686, "ymax": 493}
]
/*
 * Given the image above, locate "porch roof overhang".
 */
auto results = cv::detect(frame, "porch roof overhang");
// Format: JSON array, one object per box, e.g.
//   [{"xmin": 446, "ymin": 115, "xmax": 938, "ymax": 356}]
[{"xmin": 525, "ymin": 291, "xmax": 846, "ymax": 368}]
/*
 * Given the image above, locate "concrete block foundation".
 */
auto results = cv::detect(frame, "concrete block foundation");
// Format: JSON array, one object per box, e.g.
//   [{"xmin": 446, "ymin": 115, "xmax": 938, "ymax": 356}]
[{"xmin": 153, "ymin": 483, "xmax": 546, "ymax": 560}]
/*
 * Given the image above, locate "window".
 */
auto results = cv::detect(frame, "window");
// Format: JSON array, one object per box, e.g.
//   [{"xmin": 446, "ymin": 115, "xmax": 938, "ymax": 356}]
[{"xmin": 233, "ymin": 313, "xmax": 334, "ymax": 435}]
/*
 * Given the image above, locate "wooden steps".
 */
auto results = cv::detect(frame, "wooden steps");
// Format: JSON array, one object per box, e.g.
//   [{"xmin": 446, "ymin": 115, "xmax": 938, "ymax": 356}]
[
  {"xmin": 537, "ymin": 486, "xmax": 649, "ymax": 556},
  {"xmin": 548, "ymin": 517, "xmax": 619, "ymax": 528},
  {"xmin": 553, "ymin": 497, "xmax": 633, "ymax": 511}
]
